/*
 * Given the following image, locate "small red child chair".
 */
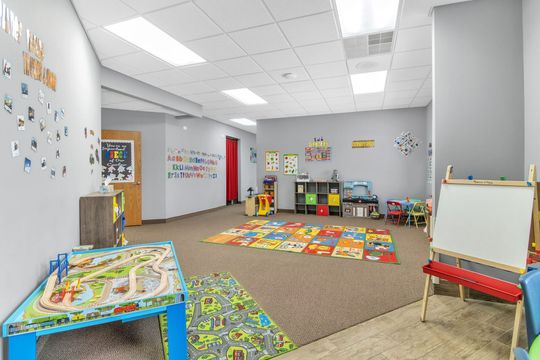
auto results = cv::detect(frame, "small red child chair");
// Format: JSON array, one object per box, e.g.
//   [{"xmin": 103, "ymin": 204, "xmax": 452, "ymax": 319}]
[{"xmin": 385, "ymin": 201, "xmax": 405, "ymax": 225}]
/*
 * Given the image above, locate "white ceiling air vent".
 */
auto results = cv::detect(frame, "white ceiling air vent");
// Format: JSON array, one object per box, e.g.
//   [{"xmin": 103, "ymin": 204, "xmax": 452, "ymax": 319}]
[{"xmin": 344, "ymin": 31, "xmax": 394, "ymax": 59}]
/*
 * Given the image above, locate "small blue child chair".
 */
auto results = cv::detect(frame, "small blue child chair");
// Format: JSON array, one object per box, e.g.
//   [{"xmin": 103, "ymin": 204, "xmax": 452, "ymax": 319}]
[{"xmin": 514, "ymin": 270, "xmax": 540, "ymax": 360}]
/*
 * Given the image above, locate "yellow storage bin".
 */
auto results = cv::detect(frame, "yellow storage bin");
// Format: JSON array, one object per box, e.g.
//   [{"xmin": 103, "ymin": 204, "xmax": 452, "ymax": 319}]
[{"xmin": 328, "ymin": 194, "xmax": 340, "ymax": 206}]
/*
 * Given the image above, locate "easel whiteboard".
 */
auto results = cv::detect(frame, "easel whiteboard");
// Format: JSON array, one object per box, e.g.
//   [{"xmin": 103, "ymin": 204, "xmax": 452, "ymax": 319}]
[{"xmin": 433, "ymin": 183, "xmax": 534, "ymax": 271}]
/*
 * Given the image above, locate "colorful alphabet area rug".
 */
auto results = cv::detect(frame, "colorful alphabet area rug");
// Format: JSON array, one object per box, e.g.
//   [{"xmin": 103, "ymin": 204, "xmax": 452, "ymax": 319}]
[
  {"xmin": 159, "ymin": 272, "xmax": 297, "ymax": 360},
  {"xmin": 202, "ymin": 220, "xmax": 399, "ymax": 265}
]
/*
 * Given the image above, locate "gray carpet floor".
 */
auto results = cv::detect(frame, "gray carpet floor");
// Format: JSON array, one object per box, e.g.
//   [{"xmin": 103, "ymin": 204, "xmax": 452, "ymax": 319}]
[{"xmin": 39, "ymin": 204, "xmax": 429, "ymax": 359}]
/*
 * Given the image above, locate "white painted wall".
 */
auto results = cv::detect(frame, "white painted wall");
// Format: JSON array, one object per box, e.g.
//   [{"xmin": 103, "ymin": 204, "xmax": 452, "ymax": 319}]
[
  {"xmin": 256, "ymin": 108, "xmax": 428, "ymax": 211},
  {"xmin": 523, "ymin": 0, "xmax": 540, "ymax": 175},
  {"xmin": 0, "ymin": 0, "xmax": 101, "ymax": 357}
]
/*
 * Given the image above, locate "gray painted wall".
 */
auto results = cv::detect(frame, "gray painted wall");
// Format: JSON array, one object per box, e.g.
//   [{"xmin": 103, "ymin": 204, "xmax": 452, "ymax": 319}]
[
  {"xmin": 0, "ymin": 0, "xmax": 101, "ymax": 357},
  {"xmin": 256, "ymin": 108, "xmax": 428, "ymax": 212},
  {"xmin": 101, "ymin": 109, "xmax": 167, "ymax": 220},
  {"xmin": 433, "ymin": 0, "xmax": 525, "ymax": 282},
  {"xmin": 165, "ymin": 116, "xmax": 257, "ymax": 218},
  {"xmin": 523, "ymin": 0, "xmax": 540, "ymax": 175},
  {"xmin": 432, "ymin": 0, "xmax": 525, "ymax": 210},
  {"xmin": 102, "ymin": 109, "xmax": 257, "ymax": 220}
]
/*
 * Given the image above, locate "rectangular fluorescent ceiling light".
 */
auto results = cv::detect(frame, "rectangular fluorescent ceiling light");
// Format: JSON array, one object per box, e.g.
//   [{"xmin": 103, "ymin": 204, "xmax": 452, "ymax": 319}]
[
  {"xmin": 230, "ymin": 118, "xmax": 256, "ymax": 126},
  {"xmin": 222, "ymin": 88, "xmax": 267, "ymax": 105},
  {"xmin": 351, "ymin": 71, "xmax": 387, "ymax": 94},
  {"xmin": 105, "ymin": 17, "xmax": 205, "ymax": 66},
  {"xmin": 336, "ymin": 0, "xmax": 400, "ymax": 38}
]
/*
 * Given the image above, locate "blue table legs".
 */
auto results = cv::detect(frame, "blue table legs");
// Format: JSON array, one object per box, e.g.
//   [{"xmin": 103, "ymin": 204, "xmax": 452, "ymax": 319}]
[
  {"xmin": 166, "ymin": 303, "xmax": 187, "ymax": 360},
  {"xmin": 9, "ymin": 332, "xmax": 36, "ymax": 360}
]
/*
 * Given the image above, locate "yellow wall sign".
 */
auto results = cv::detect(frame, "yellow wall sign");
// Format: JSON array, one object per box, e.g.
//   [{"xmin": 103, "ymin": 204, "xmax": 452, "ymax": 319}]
[{"xmin": 352, "ymin": 140, "xmax": 375, "ymax": 148}]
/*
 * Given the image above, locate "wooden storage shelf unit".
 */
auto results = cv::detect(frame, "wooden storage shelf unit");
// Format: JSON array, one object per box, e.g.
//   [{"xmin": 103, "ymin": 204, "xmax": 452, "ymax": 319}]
[
  {"xmin": 263, "ymin": 180, "xmax": 278, "ymax": 214},
  {"xmin": 295, "ymin": 181, "xmax": 341, "ymax": 216},
  {"xmin": 80, "ymin": 190, "xmax": 126, "ymax": 249}
]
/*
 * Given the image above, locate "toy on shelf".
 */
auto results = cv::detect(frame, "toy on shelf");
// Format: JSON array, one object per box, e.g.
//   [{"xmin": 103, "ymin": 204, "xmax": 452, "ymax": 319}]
[
  {"xmin": 342, "ymin": 180, "xmax": 379, "ymax": 218},
  {"xmin": 263, "ymin": 175, "xmax": 278, "ymax": 214}
]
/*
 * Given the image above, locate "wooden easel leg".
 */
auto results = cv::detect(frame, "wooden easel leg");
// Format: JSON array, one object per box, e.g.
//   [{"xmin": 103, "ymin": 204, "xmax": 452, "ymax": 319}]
[
  {"xmin": 421, "ymin": 274, "xmax": 432, "ymax": 322},
  {"xmin": 509, "ymin": 300, "xmax": 523, "ymax": 360},
  {"xmin": 456, "ymin": 259, "xmax": 466, "ymax": 301}
]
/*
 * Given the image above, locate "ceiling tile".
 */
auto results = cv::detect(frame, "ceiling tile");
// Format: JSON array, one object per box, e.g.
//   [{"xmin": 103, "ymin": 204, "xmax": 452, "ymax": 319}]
[
  {"xmin": 386, "ymin": 79, "xmax": 424, "ymax": 91},
  {"xmin": 410, "ymin": 96, "xmax": 432, "ymax": 107},
  {"xmin": 252, "ymin": 49, "xmax": 302, "ymax": 71},
  {"xmin": 102, "ymin": 52, "xmax": 172, "ymax": 75},
  {"xmin": 250, "ymin": 84, "xmax": 286, "ymax": 96},
  {"xmin": 295, "ymin": 41, "xmax": 345, "ymax": 65},
  {"xmin": 214, "ymin": 57, "xmax": 263, "ymax": 76},
  {"xmin": 281, "ymin": 80, "xmax": 318, "ymax": 93},
  {"xmin": 314, "ymin": 76, "xmax": 350, "ymax": 90},
  {"xmin": 279, "ymin": 12, "xmax": 339, "ymax": 47},
  {"xmin": 329, "ymin": 104, "xmax": 356, "ymax": 113},
  {"xmin": 230, "ymin": 24, "xmax": 289, "ymax": 54},
  {"xmin": 298, "ymin": 98, "xmax": 329, "ymax": 108},
  {"xmin": 384, "ymin": 90, "xmax": 419, "ymax": 100},
  {"xmin": 392, "ymin": 48, "xmax": 432, "ymax": 69},
  {"xmin": 320, "ymin": 87, "xmax": 353, "ymax": 99},
  {"xmin": 236, "ymin": 72, "xmax": 276, "ymax": 87},
  {"xmin": 145, "ymin": 2, "xmax": 222, "ymax": 42},
  {"xmin": 399, "ymin": 0, "xmax": 432, "ymax": 29},
  {"xmin": 184, "ymin": 34, "xmax": 246, "ymax": 61},
  {"xmin": 269, "ymin": 67, "xmax": 310, "ymax": 83},
  {"xmin": 388, "ymin": 66, "xmax": 431, "ymax": 82},
  {"xmin": 195, "ymin": 0, "xmax": 273, "ymax": 32},
  {"xmin": 292, "ymin": 91, "xmax": 323, "ymax": 101},
  {"xmin": 87, "ymin": 28, "xmax": 139, "ymax": 59},
  {"xmin": 347, "ymin": 53, "xmax": 392, "ymax": 74},
  {"xmin": 184, "ymin": 92, "xmax": 228, "ymax": 103},
  {"xmin": 263, "ymin": 93, "xmax": 295, "ymax": 103},
  {"xmin": 395, "ymin": 25, "xmax": 432, "ymax": 52},
  {"xmin": 307, "ymin": 61, "xmax": 348, "ymax": 79},
  {"xmin": 384, "ymin": 97, "xmax": 412, "ymax": 107},
  {"xmin": 121, "ymin": 0, "xmax": 190, "ymax": 13},
  {"xmin": 164, "ymin": 82, "xmax": 216, "ymax": 95},
  {"xmin": 133, "ymin": 68, "xmax": 195, "ymax": 87},
  {"xmin": 263, "ymin": 0, "xmax": 332, "ymax": 21},
  {"xmin": 416, "ymin": 86, "xmax": 432, "ymax": 97},
  {"xmin": 325, "ymin": 95, "xmax": 354, "ymax": 106},
  {"xmin": 72, "ymin": 0, "xmax": 137, "ymax": 26},
  {"xmin": 80, "ymin": 17, "xmax": 98, "ymax": 31},
  {"xmin": 354, "ymin": 93, "xmax": 384, "ymax": 104},
  {"xmin": 204, "ymin": 77, "xmax": 244, "ymax": 91},
  {"xmin": 181, "ymin": 63, "xmax": 229, "ymax": 81}
]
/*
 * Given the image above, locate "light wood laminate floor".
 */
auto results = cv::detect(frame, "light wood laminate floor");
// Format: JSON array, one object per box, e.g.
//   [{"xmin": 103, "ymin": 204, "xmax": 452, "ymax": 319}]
[{"xmin": 279, "ymin": 295, "xmax": 527, "ymax": 360}]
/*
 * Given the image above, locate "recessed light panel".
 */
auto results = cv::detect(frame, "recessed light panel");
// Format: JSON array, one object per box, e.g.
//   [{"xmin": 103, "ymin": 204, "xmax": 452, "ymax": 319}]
[
  {"xmin": 222, "ymin": 88, "xmax": 267, "ymax": 105},
  {"xmin": 336, "ymin": 0, "xmax": 400, "ymax": 38},
  {"xmin": 230, "ymin": 118, "xmax": 256, "ymax": 126},
  {"xmin": 351, "ymin": 71, "xmax": 387, "ymax": 94},
  {"xmin": 105, "ymin": 17, "xmax": 206, "ymax": 66}
]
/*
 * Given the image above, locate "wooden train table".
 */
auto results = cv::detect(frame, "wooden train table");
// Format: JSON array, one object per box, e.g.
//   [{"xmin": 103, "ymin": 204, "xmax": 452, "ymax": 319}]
[{"xmin": 2, "ymin": 241, "xmax": 188, "ymax": 360}]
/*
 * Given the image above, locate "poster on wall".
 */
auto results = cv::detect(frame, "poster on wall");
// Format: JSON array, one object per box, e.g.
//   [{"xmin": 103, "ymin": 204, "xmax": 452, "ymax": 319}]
[
  {"xmin": 283, "ymin": 154, "xmax": 298, "ymax": 175},
  {"xmin": 249, "ymin": 147, "xmax": 257, "ymax": 163},
  {"xmin": 305, "ymin": 137, "xmax": 331, "ymax": 161},
  {"xmin": 352, "ymin": 139, "xmax": 375, "ymax": 148},
  {"xmin": 166, "ymin": 147, "xmax": 223, "ymax": 180},
  {"xmin": 393, "ymin": 131, "xmax": 420, "ymax": 156},
  {"xmin": 101, "ymin": 140, "xmax": 135, "ymax": 183},
  {"xmin": 265, "ymin": 151, "xmax": 279, "ymax": 172}
]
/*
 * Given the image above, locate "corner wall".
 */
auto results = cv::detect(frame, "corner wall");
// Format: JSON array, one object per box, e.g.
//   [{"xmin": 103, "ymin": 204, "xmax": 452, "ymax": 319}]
[
  {"xmin": 0, "ymin": 0, "xmax": 101, "ymax": 357},
  {"xmin": 432, "ymin": 0, "xmax": 524, "ymax": 209},
  {"xmin": 256, "ymin": 108, "xmax": 428, "ymax": 211}
]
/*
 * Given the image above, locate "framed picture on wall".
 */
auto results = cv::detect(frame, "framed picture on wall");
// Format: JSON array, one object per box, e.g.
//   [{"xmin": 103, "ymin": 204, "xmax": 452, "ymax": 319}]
[
  {"xmin": 101, "ymin": 139, "xmax": 135, "ymax": 183},
  {"xmin": 265, "ymin": 151, "xmax": 279, "ymax": 172},
  {"xmin": 283, "ymin": 154, "xmax": 298, "ymax": 175}
]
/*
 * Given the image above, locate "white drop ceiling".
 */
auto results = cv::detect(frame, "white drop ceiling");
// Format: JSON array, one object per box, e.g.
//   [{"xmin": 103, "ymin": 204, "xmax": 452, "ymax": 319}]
[{"xmin": 73, "ymin": 0, "xmax": 470, "ymax": 133}]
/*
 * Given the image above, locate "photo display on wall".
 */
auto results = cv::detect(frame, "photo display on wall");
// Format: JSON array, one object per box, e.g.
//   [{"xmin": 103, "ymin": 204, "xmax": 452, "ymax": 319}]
[
  {"xmin": 305, "ymin": 137, "xmax": 331, "ymax": 161},
  {"xmin": 101, "ymin": 140, "xmax": 135, "ymax": 183},
  {"xmin": 265, "ymin": 150, "xmax": 279, "ymax": 172},
  {"xmin": 283, "ymin": 154, "xmax": 298, "ymax": 175}
]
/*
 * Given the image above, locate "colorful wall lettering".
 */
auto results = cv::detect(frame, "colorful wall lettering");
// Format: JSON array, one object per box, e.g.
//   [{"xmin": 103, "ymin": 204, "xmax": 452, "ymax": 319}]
[{"xmin": 167, "ymin": 147, "xmax": 223, "ymax": 180}]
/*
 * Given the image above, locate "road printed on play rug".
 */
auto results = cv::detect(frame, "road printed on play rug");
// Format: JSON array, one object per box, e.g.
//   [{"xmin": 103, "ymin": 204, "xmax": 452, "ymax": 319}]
[{"xmin": 160, "ymin": 272, "xmax": 297, "ymax": 360}]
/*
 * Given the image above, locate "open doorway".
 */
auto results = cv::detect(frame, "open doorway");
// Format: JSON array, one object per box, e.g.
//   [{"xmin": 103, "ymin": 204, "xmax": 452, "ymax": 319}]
[{"xmin": 226, "ymin": 137, "xmax": 239, "ymax": 205}]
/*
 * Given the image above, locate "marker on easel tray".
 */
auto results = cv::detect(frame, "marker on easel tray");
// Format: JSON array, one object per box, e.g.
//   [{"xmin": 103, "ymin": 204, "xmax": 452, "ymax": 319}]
[{"xmin": 467, "ymin": 175, "xmax": 474, "ymax": 180}]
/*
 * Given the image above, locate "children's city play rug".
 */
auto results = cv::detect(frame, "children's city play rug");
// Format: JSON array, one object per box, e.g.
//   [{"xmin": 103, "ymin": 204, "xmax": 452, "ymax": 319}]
[
  {"xmin": 159, "ymin": 272, "xmax": 297, "ymax": 359},
  {"xmin": 202, "ymin": 220, "xmax": 399, "ymax": 264}
]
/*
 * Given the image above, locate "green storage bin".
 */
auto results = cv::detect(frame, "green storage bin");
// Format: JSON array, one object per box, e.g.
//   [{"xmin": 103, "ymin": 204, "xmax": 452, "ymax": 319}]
[{"xmin": 306, "ymin": 193, "xmax": 317, "ymax": 205}]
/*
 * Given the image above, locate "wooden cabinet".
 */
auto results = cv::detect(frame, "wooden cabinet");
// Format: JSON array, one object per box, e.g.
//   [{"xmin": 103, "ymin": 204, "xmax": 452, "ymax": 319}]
[{"xmin": 80, "ymin": 191, "xmax": 126, "ymax": 249}]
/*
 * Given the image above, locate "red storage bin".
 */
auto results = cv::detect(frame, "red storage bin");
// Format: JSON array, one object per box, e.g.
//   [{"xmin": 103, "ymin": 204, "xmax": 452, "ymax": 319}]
[{"xmin": 317, "ymin": 205, "xmax": 329, "ymax": 216}]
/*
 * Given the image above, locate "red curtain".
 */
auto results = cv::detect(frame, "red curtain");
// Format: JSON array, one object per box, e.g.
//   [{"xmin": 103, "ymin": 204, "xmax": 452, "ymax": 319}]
[{"xmin": 226, "ymin": 137, "xmax": 239, "ymax": 203}]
